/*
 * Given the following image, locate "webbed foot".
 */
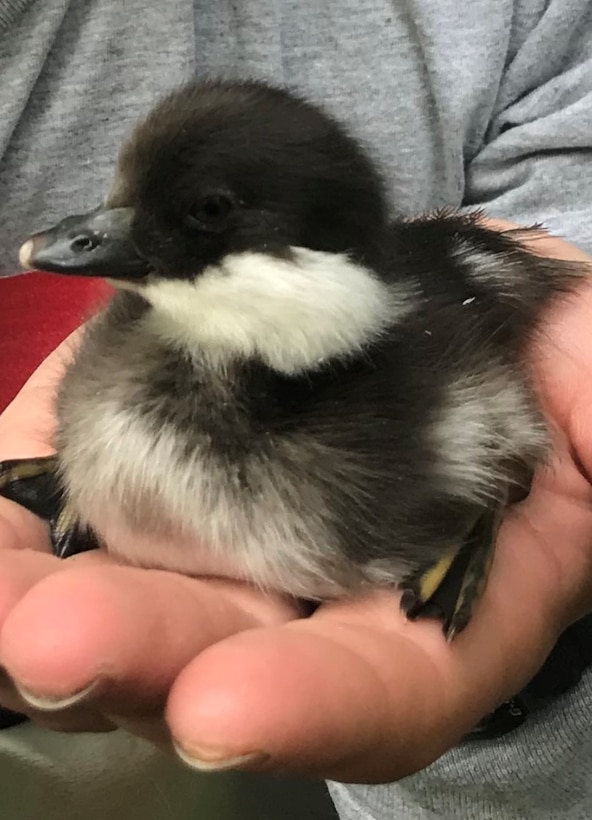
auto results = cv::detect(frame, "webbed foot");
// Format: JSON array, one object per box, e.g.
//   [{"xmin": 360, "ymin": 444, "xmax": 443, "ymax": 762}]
[
  {"xmin": 400, "ymin": 505, "xmax": 503, "ymax": 640},
  {"xmin": 0, "ymin": 456, "xmax": 96, "ymax": 558}
]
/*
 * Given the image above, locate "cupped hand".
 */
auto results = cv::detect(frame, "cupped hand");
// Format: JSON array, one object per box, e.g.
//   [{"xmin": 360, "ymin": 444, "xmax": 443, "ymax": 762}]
[
  {"xmin": 1, "ymin": 228, "xmax": 592, "ymax": 784},
  {"xmin": 0, "ymin": 336, "xmax": 299, "ymax": 737}
]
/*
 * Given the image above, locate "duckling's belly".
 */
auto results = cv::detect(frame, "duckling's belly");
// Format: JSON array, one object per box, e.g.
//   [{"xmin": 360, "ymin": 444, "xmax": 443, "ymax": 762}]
[
  {"xmin": 95, "ymin": 514, "xmax": 284, "ymax": 589},
  {"xmin": 57, "ymin": 390, "xmax": 386, "ymax": 599}
]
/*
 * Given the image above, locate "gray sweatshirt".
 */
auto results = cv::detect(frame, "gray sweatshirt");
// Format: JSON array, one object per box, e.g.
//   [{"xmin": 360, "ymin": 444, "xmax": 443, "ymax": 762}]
[{"xmin": 1, "ymin": 1, "xmax": 591, "ymax": 818}]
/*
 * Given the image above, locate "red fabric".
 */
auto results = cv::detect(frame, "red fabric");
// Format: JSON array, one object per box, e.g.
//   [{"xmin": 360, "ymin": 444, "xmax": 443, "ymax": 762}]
[{"xmin": 0, "ymin": 273, "xmax": 109, "ymax": 412}]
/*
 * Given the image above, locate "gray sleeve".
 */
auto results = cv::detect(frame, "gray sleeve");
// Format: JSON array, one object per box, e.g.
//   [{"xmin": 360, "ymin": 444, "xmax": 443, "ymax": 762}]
[
  {"xmin": 463, "ymin": 0, "xmax": 592, "ymax": 252},
  {"xmin": 328, "ymin": 666, "xmax": 592, "ymax": 820}
]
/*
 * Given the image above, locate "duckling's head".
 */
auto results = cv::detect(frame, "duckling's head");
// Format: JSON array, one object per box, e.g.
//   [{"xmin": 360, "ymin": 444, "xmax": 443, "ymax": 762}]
[
  {"xmin": 22, "ymin": 80, "xmax": 387, "ymax": 280},
  {"xmin": 20, "ymin": 81, "xmax": 405, "ymax": 372}
]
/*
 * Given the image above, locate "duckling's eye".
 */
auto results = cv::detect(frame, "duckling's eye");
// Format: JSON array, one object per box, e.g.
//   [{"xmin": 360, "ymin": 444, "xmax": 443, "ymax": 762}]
[{"xmin": 184, "ymin": 194, "xmax": 234, "ymax": 231}]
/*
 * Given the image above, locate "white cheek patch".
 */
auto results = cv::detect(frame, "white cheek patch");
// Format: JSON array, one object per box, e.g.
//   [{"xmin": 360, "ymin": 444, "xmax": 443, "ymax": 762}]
[{"xmin": 139, "ymin": 248, "xmax": 410, "ymax": 373}]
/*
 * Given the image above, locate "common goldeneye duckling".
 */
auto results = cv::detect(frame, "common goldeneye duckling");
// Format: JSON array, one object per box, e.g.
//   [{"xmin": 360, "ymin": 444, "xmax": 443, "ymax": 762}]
[{"xmin": 2, "ymin": 79, "xmax": 585, "ymax": 638}]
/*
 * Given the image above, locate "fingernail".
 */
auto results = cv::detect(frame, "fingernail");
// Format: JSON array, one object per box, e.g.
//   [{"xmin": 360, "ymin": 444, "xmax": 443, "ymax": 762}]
[
  {"xmin": 174, "ymin": 741, "xmax": 268, "ymax": 772},
  {"xmin": 15, "ymin": 679, "xmax": 100, "ymax": 711}
]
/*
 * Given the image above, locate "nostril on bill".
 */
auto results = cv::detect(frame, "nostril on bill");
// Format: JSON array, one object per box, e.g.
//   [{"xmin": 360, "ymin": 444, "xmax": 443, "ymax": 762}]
[{"xmin": 70, "ymin": 234, "xmax": 100, "ymax": 253}]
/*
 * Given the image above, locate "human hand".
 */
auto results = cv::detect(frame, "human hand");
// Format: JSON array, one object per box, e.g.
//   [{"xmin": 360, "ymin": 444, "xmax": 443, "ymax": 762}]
[
  {"xmin": 0, "ymin": 338, "xmax": 299, "ymax": 738},
  {"xmin": 0, "ymin": 228, "xmax": 591, "ymax": 783}
]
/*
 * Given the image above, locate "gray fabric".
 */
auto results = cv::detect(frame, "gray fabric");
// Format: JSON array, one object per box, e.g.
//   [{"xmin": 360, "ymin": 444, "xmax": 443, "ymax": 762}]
[
  {"xmin": 328, "ymin": 666, "xmax": 592, "ymax": 820},
  {"xmin": 0, "ymin": 0, "xmax": 30, "ymax": 32},
  {"xmin": 1, "ymin": 1, "xmax": 591, "ymax": 818},
  {"xmin": 0, "ymin": 0, "xmax": 195, "ymax": 280}
]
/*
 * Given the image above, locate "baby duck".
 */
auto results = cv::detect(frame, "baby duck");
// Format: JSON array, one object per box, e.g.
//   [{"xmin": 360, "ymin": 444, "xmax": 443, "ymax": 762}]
[{"xmin": 2, "ymin": 80, "xmax": 584, "ymax": 638}]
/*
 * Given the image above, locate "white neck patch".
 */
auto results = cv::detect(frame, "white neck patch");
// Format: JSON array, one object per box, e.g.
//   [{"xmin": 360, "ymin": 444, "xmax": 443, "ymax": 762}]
[{"xmin": 137, "ymin": 248, "xmax": 407, "ymax": 373}]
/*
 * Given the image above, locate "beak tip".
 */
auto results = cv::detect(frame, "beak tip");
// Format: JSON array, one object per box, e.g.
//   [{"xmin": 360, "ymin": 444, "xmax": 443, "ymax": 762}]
[{"xmin": 18, "ymin": 239, "xmax": 34, "ymax": 270}]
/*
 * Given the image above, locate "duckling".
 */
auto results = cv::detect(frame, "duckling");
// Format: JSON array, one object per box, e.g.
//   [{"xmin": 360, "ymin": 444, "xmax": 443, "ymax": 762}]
[{"xmin": 1, "ymin": 80, "xmax": 584, "ymax": 638}]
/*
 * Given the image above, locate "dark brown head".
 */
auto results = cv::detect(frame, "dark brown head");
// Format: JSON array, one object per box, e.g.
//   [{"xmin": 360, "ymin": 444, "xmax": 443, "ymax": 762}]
[{"xmin": 20, "ymin": 80, "xmax": 388, "ymax": 282}]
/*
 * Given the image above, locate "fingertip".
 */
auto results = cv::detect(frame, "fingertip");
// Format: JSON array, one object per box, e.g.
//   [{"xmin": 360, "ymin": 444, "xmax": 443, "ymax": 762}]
[
  {"xmin": 166, "ymin": 626, "xmax": 387, "ymax": 777},
  {"xmin": 0, "ymin": 566, "xmax": 126, "ymax": 696}
]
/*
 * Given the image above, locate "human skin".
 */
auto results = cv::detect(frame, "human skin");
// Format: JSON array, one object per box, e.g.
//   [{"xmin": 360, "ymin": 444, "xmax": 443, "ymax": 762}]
[{"xmin": 0, "ymin": 224, "xmax": 591, "ymax": 783}]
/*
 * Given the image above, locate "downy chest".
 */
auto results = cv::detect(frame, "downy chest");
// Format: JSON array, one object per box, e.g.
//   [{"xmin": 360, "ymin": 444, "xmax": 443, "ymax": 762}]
[{"xmin": 55, "ymin": 333, "xmax": 353, "ymax": 595}]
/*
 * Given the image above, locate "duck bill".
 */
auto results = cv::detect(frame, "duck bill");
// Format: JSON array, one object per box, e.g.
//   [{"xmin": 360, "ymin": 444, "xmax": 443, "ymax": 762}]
[{"xmin": 18, "ymin": 207, "xmax": 150, "ymax": 281}]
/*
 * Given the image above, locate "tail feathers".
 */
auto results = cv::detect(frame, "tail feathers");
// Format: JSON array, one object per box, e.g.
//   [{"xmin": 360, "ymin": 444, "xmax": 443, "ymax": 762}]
[
  {"xmin": 391, "ymin": 209, "xmax": 589, "ymax": 335},
  {"xmin": 452, "ymin": 211, "xmax": 588, "ymax": 313}
]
